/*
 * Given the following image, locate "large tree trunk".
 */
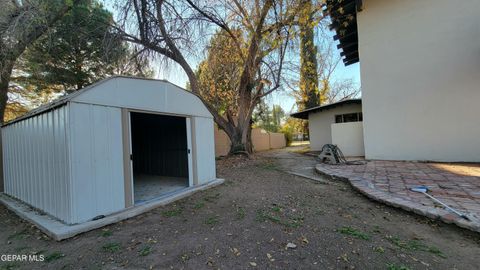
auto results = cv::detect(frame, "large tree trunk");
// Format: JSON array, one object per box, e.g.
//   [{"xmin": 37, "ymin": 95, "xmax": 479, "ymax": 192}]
[
  {"xmin": 181, "ymin": 43, "xmax": 256, "ymax": 154},
  {"xmin": 229, "ymin": 128, "xmax": 245, "ymax": 153},
  {"xmin": 217, "ymin": 118, "xmax": 253, "ymax": 155},
  {"xmin": 225, "ymin": 125, "xmax": 253, "ymax": 154},
  {"xmin": 245, "ymin": 122, "xmax": 253, "ymax": 153},
  {"xmin": 224, "ymin": 82, "xmax": 257, "ymax": 154},
  {"xmin": 217, "ymin": 1, "xmax": 271, "ymax": 154},
  {"xmin": 134, "ymin": 0, "xmax": 272, "ymax": 155},
  {"xmin": 0, "ymin": 60, "xmax": 14, "ymax": 123}
]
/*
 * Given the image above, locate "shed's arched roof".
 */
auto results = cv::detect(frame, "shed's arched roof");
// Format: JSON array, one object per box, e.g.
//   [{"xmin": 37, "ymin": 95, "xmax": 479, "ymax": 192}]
[{"xmin": 3, "ymin": 76, "xmax": 212, "ymax": 127}]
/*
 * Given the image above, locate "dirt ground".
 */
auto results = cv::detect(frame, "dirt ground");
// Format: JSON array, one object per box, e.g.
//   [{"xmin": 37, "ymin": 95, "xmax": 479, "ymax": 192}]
[{"xmin": 1, "ymin": 150, "xmax": 479, "ymax": 270}]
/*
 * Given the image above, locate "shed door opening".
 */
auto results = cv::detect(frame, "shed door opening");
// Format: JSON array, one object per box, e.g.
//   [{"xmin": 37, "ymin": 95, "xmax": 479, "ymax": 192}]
[{"xmin": 130, "ymin": 112, "xmax": 189, "ymax": 203}]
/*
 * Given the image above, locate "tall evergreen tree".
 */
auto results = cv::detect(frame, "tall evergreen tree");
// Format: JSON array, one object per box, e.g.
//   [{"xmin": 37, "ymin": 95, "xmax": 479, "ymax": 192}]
[
  {"xmin": 0, "ymin": 0, "xmax": 78, "ymax": 123},
  {"xmin": 15, "ymin": 0, "xmax": 140, "ymax": 93},
  {"xmin": 5, "ymin": 0, "xmax": 152, "ymax": 121},
  {"xmin": 298, "ymin": 0, "xmax": 319, "ymax": 110}
]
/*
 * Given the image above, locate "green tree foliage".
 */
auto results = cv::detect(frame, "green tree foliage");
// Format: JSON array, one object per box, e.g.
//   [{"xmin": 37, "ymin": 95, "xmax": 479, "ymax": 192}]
[
  {"xmin": 14, "ymin": 0, "xmax": 151, "ymax": 94},
  {"xmin": 298, "ymin": 0, "xmax": 320, "ymax": 110},
  {"xmin": 280, "ymin": 117, "xmax": 306, "ymax": 146},
  {"xmin": 0, "ymin": 0, "xmax": 78, "ymax": 123},
  {"xmin": 5, "ymin": 0, "xmax": 153, "ymax": 121},
  {"xmin": 252, "ymin": 101, "xmax": 285, "ymax": 133}
]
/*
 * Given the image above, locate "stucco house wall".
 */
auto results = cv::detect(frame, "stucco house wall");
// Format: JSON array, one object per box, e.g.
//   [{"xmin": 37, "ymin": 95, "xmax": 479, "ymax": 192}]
[
  {"xmin": 358, "ymin": 0, "xmax": 480, "ymax": 161},
  {"xmin": 331, "ymin": 122, "xmax": 365, "ymax": 157},
  {"xmin": 308, "ymin": 103, "xmax": 362, "ymax": 151}
]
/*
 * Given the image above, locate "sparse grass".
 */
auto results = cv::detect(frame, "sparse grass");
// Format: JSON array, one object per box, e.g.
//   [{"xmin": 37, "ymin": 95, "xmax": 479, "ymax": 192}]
[
  {"xmin": 44, "ymin": 251, "xmax": 65, "ymax": 263},
  {"xmin": 427, "ymin": 246, "xmax": 446, "ymax": 257},
  {"xmin": 222, "ymin": 180, "xmax": 236, "ymax": 186},
  {"xmin": 257, "ymin": 161, "xmax": 279, "ymax": 171},
  {"xmin": 0, "ymin": 263, "xmax": 19, "ymax": 270},
  {"xmin": 33, "ymin": 250, "xmax": 46, "ymax": 256},
  {"xmin": 205, "ymin": 216, "xmax": 219, "ymax": 225},
  {"xmin": 255, "ymin": 209, "xmax": 303, "ymax": 228},
  {"xmin": 204, "ymin": 193, "xmax": 221, "ymax": 202},
  {"xmin": 289, "ymin": 216, "xmax": 305, "ymax": 227},
  {"xmin": 338, "ymin": 226, "xmax": 371, "ymax": 240},
  {"xmin": 102, "ymin": 242, "xmax": 121, "ymax": 253},
  {"xmin": 7, "ymin": 229, "xmax": 29, "ymax": 240},
  {"xmin": 372, "ymin": 225, "xmax": 382, "ymax": 233},
  {"xmin": 387, "ymin": 236, "xmax": 446, "ymax": 258},
  {"xmin": 256, "ymin": 210, "xmax": 281, "ymax": 223},
  {"xmin": 162, "ymin": 208, "xmax": 183, "ymax": 217},
  {"xmin": 193, "ymin": 202, "xmax": 205, "ymax": 209},
  {"xmin": 374, "ymin": 246, "xmax": 385, "ymax": 253},
  {"xmin": 139, "ymin": 246, "xmax": 152, "ymax": 256},
  {"xmin": 236, "ymin": 207, "xmax": 246, "ymax": 220},
  {"xmin": 100, "ymin": 229, "xmax": 112, "ymax": 237},
  {"xmin": 299, "ymin": 200, "xmax": 312, "ymax": 208},
  {"xmin": 180, "ymin": 253, "xmax": 190, "ymax": 262},
  {"xmin": 13, "ymin": 246, "xmax": 29, "ymax": 252},
  {"xmin": 271, "ymin": 205, "xmax": 282, "ymax": 212},
  {"xmin": 386, "ymin": 263, "xmax": 411, "ymax": 270}
]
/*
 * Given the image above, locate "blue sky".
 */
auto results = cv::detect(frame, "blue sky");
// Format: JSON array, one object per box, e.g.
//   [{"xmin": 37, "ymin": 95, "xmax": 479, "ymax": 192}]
[
  {"xmin": 152, "ymin": 61, "xmax": 360, "ymax": 113},
  {"xmin": 148, "ymin": 43, "xmax": 361, "ymax": 114},
  {"xmin": 270, "ymin": 62, "xmax": 361, "ymax": 113}
]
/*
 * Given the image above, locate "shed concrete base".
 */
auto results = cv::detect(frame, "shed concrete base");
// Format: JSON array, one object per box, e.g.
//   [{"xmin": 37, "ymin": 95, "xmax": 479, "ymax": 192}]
[
  {"xmin": 0, "ymin": 178, "xmax": 224, "ymax": 241},
  {"xmin": 134, "ymin": 174, "xmax": 188, "ymax": 203}
]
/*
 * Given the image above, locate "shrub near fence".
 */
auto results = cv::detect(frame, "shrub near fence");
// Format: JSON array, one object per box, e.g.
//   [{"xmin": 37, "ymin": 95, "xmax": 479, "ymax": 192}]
[{"xmin": 214, "ymin": 127, "xmax": 286, "ymax": 157}]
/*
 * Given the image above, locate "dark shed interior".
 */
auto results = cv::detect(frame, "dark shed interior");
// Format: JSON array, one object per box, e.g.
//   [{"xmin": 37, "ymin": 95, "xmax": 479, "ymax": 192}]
[{"xmin": 130, "ymin": 112, "xmax": 189, "ymax": 203}]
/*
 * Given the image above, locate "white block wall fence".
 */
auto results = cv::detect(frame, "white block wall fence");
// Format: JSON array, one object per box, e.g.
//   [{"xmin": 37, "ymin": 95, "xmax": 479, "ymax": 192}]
[{"xmin": 1, "ymin": 76, "xmax": 218, "ymax": 225}]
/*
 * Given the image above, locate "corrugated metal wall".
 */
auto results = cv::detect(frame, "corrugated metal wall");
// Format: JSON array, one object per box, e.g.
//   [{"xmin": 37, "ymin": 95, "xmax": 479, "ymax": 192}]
[
  {"xmin": 69, "ymin": 102, "xmax": 125, "ymax": 224},
  {"xmin": 2, "ymin": 105, "xmax": 72, "ymax": 222},
  {"xmin": 192, "ymin": 117, "xmax": 216, "ymax": 185}
]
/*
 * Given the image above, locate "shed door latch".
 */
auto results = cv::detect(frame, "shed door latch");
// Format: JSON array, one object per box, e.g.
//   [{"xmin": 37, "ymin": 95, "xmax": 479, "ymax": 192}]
[
  {"xmin": 130, "ymin": 154, "xmax": 133, "ymax": 160},
  {"xmin": 187, "ymin": 149, "xmax": 191, "ymax": 154}
]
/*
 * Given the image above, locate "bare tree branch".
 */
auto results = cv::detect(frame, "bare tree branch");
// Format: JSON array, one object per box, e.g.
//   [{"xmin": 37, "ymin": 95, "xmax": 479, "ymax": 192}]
[{"xmin": 115, "ymin": 0, "xmax": 320, "ymax": 153}]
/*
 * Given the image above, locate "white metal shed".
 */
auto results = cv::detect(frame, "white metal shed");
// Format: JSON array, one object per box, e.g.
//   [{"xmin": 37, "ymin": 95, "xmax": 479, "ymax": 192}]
[{"xmin": 1, "ymin": 76, "xmax": 217, "ymax": 224}]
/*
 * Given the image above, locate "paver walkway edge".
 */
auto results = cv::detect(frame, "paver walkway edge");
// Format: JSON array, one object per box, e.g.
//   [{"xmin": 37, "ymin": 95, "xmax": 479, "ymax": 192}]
[{"xmin": 315, "ymin": 163, "xmax": 480, "ymax": 234}]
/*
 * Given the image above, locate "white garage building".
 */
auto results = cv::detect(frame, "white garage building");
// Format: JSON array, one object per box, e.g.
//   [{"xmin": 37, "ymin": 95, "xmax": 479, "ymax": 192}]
[{"xmin": 1, "ymin": 76, "xmax": 218, "ymax": 225}]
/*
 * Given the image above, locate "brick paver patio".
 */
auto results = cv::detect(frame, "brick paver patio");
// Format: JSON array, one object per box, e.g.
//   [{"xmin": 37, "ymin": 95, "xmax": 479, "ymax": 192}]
[{"xmin": 315, "ymin": 161, "xmax": 480, "ymax": 233}]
